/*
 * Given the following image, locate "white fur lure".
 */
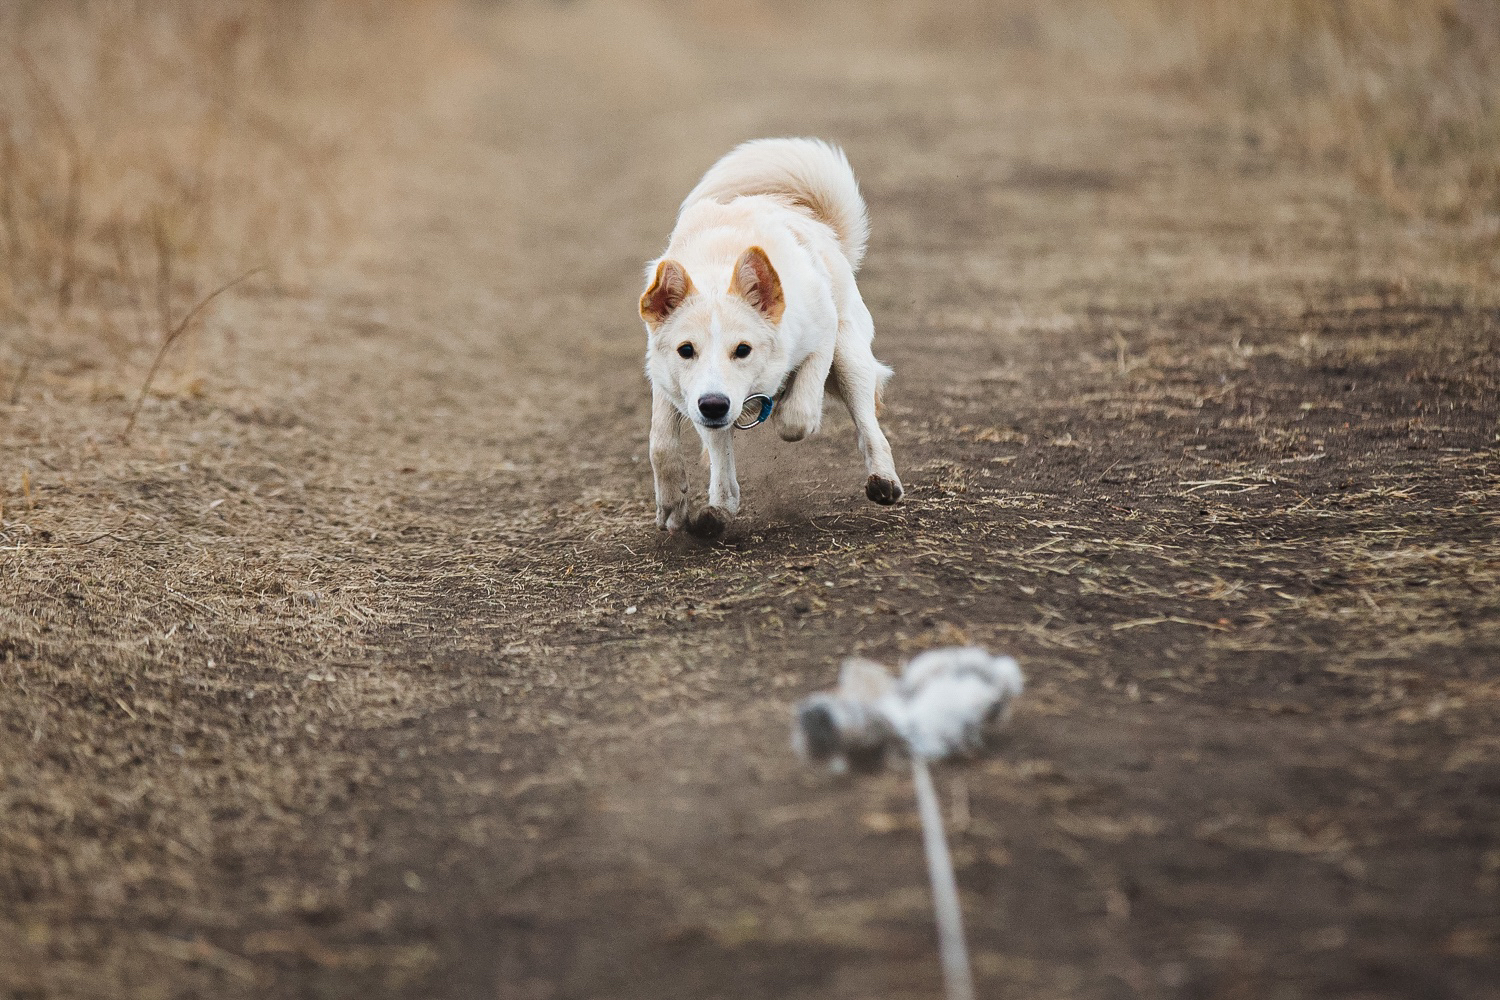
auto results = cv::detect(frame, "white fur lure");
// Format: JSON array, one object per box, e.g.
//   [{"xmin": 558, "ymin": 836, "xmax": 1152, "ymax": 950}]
[
  {"xmin": 793, "ymin": 647, "xmax": 1025, "ymax": 1000},
  {"xmin": 794, "ymin": 646, "xmax": 1024, "ymax": 770}
]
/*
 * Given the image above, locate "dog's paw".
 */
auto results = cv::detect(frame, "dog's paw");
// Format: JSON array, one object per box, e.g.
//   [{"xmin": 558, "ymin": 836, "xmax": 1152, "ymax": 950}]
[
  {"xmin": 773, "ymin": 406, "xmax": 821, "ymax": 443},
  {"xmin": 685, "ymin": 506, "xmax": 729, "ymax": 540},
  {"xmin": 657, "ymin": 502, "xmax": 687, "ymax": 532},
  {"xmin": 865, "ymin": 475, "xmax": 904, "ymax": 506}
]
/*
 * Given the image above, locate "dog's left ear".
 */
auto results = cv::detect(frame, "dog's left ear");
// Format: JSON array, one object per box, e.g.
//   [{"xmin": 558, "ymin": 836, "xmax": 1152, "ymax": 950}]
[{"xmin": 729, "ymin": 246, "xmax": 785, "ymax": 323}]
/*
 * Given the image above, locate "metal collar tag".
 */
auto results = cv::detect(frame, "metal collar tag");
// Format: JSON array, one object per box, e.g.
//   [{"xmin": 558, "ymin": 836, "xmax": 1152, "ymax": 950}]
[{"xmin": 734, "ymin": 394, "xmax": 775, "ymax": 430}]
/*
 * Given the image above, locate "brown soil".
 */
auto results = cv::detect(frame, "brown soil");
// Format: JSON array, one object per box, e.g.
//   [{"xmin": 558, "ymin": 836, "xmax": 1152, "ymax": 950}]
[{"xmin": 3, "ymin": 5, "xmax": 1498, "ymax": 999}]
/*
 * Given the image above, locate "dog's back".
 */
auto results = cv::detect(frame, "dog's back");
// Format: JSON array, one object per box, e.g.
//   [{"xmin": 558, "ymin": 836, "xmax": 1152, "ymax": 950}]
[{"xmin": 679, "ymin": 138, "xmax": 870, "ymax": 271}]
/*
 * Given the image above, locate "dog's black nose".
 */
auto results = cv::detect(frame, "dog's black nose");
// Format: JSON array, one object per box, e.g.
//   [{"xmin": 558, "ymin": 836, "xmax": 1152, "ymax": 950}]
[{"xmin": 697, "ymin": 394, "xmax": 731, "ymax": 422}]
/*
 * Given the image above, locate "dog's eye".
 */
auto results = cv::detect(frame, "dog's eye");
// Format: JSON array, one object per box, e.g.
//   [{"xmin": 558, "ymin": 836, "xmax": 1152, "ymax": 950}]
[
  {"xmin": 677, "ymin": 343, "xmax": 695, "ymax": 359},
  {"xmin": 734, "ymin": 343, "xmax": 752, "ymax": 359}
]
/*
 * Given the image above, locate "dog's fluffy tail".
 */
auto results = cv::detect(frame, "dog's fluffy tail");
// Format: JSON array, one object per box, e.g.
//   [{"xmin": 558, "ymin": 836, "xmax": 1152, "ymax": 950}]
[{"xmin": 682, "ymin": 138, "xmax": 871, "ymax": 271}]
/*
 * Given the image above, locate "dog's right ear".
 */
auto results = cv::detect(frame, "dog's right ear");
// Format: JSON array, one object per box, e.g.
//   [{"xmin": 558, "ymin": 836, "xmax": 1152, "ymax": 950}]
[{"xmin": 640, "ymin": 260, "xmax": 695, "ymax": 326}]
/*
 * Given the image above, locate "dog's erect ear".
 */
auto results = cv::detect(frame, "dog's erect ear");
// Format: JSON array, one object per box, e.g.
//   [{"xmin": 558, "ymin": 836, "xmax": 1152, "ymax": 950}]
[
  {"xmin": 640, "ymin": 260, "xmax": 695, "ymax": 326},
  {"xmin": 729, "ymin": 246, "xmax": 785, "ymax": 323}
]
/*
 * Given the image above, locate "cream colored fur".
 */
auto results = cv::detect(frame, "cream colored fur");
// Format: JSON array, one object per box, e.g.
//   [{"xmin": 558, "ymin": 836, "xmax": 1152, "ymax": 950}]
[{"xmin": 640, "ymin": 138, "xmax": 902, "ymax": 537}]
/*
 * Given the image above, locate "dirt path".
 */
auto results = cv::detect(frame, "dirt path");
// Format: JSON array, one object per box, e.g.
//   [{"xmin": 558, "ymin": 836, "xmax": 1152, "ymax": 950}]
[{"xmin": 3, "ymin": 6, "xmax": 1498, "ymax": 999}]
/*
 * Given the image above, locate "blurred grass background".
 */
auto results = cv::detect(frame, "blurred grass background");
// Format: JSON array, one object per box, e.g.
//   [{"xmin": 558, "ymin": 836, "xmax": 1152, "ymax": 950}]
[
  {"xmin": 759, "ymin": 0, "xmax": 1499, "ymax": 221},
  {"xmin": 1, "ymin": 0, "xmax": 1496, "ymax": 395},
  {"xmin": 0, "ymin": 0, "xmax": 439, "ymax": 397}
]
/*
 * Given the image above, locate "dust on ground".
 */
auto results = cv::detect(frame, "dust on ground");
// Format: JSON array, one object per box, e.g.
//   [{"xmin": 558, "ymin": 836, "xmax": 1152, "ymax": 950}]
[{"xmin": 2, "ymin": 4, "xmax": 1498, "ymax": 999}]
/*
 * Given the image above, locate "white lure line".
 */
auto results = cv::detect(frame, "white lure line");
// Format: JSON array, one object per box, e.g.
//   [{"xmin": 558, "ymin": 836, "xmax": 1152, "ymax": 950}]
[
  {"xmin": 912, "ymin": 754, "xmax": 977, "ymax": 1000},
  {"xmin": 792, "ymin": 647, "xmax": 1025, "ymax": 1000}
]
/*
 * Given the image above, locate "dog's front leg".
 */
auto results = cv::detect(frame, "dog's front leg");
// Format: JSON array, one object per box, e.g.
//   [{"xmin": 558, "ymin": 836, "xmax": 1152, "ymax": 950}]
[
  {"xmin": 650, "ymin": 388, "xmax": 689, "ymax": 531},
  {"xmin": 772, "ymin": 345, "xmax": 833, "ymax": 442},
  {"xmin": 686, "ymin": 423, "xmax": 739, "ymax": 538}
]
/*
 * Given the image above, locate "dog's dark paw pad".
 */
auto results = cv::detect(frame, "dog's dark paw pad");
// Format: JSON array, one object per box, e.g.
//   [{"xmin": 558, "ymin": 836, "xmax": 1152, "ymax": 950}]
[
  {"xmin": 685, "ymin": 507, "xmax": 728, "ymax": 539},
  {"xmin": 865, "ymin": 476, "xmax": 903, "ymax": 505}
]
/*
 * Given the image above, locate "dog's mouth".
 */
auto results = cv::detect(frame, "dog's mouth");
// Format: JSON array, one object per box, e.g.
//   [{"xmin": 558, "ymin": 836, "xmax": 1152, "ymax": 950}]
[{"xmin": 698, "ymin": 417, "xmax": 731, "ymax": 430}]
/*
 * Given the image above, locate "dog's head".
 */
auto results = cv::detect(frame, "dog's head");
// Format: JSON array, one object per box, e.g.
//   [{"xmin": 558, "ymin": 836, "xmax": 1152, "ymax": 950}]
[{"xmin": 640, "ymin": 246, "xmax": 787, "ymax": 429}]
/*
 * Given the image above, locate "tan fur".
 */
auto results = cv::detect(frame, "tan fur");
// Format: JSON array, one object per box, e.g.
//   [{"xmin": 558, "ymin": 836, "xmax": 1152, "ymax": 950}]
[
  {"xmin": 639, "ymin": 259, "xmax": 696, "ymax": 326},
  {"xmin": 727, "ymin": 246, "xmax": 785, "ymax": 323}
]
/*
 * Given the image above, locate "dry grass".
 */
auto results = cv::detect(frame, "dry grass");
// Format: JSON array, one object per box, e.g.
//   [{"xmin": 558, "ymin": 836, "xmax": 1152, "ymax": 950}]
[
  {"xmin": 0, "ymin": 2, "xmax": 416, "ymax": 405},
  {"xmin": 1154, "ymin": 1, "xmax": 1500, "ymax": 228},
  {"xmin": 772, "ymin": 0, "xmax": 1500, "ymax": 259}
]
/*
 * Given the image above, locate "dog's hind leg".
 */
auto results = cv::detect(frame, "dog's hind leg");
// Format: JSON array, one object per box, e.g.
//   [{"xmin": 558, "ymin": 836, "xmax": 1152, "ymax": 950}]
[
  {"xmin": 831, "ymin": 320, "xmax": 903, "ymax": 505},
  {"xmin": 650, "ymin": 388, "xmax": 690, "ymax": 531},
  {"xmin": 686, "ymin": 423, "xmax": 739, "ymax": 538}
]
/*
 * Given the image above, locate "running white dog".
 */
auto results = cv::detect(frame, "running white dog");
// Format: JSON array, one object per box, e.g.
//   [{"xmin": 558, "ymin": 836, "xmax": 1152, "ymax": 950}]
[{"xmin": 640, "ymin": 138, "xmax": 903, "ymax": 537}]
